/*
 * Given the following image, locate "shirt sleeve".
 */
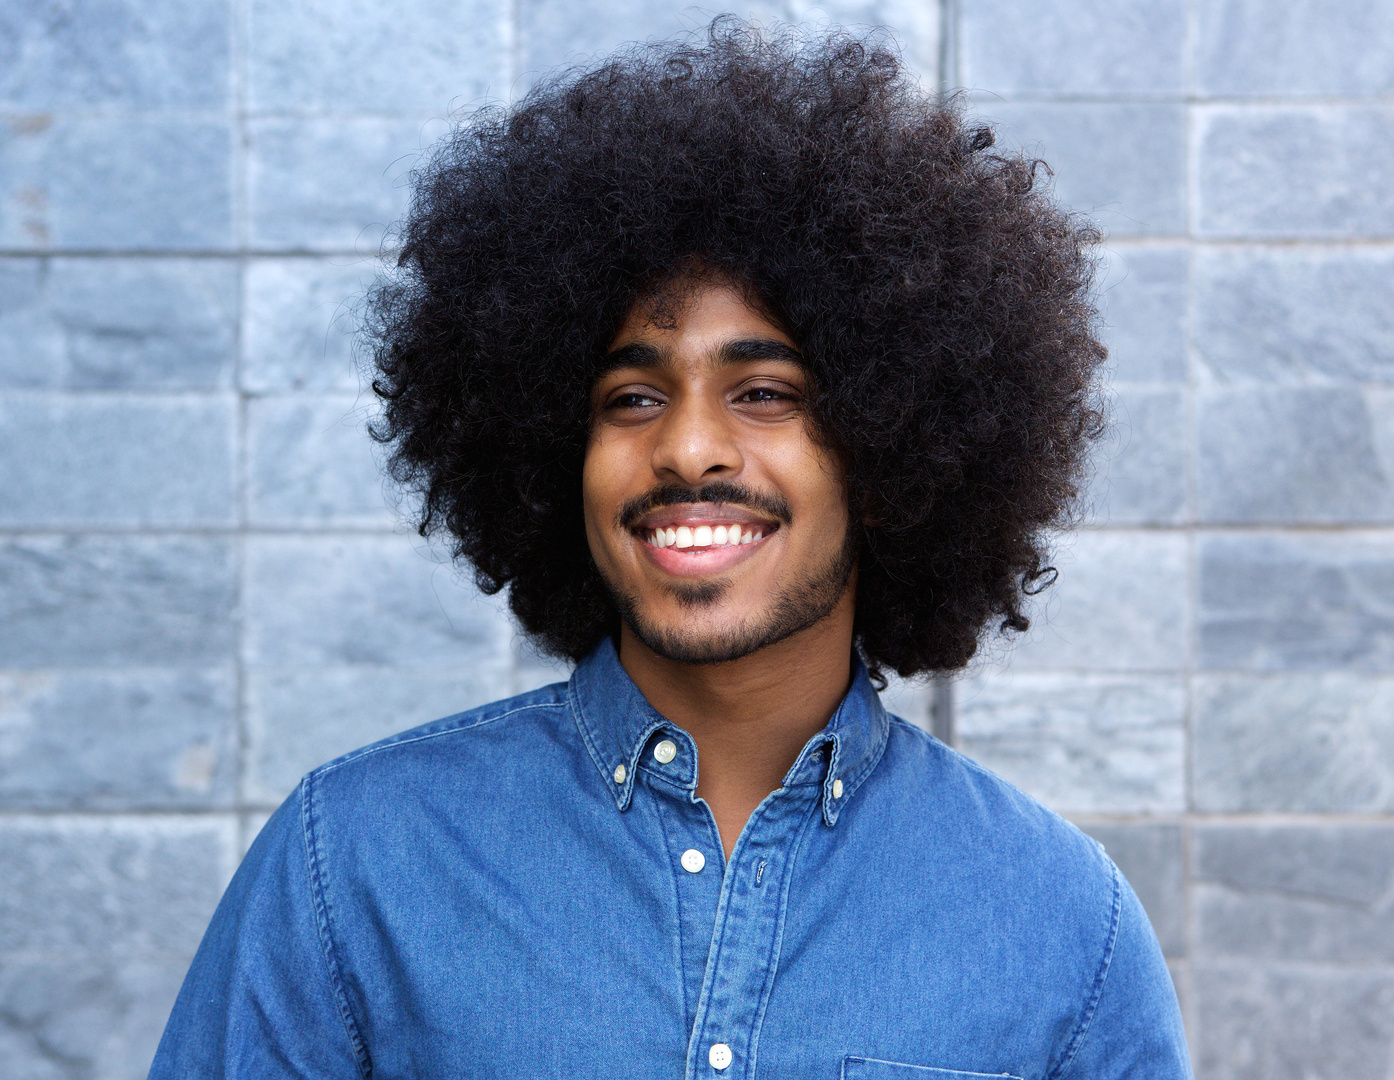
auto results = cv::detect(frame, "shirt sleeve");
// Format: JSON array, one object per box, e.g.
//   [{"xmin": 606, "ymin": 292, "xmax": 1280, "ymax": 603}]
[
  {"xmin": 147, "ymin": 782, "xmax": 368, "ymax": 1080},
  {"xmin": 1060, "ymin": 867, "xmax": 1193, "ymax": 1080}
]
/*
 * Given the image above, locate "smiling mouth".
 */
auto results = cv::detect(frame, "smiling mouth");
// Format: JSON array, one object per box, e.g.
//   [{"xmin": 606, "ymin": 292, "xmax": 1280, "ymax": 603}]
[
  {"xmin": 642, "ymin": 522, "xmax": 769, "ymax": 550},
  {"xmin": 628, "ymin": 502, "xmax": 781, "ymax": 567}
]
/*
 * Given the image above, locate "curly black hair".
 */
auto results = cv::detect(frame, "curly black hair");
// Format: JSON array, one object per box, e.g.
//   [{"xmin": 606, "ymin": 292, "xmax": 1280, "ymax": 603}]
[{"xmin": 365, "ymin": 19, "xmax": 1106, "ymax": 679}]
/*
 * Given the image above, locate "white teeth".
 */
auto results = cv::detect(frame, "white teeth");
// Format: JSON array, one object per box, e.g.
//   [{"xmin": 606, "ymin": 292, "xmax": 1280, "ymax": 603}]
[{"xmin": 647, "ymin": 523, "xmax": 767, "ymax": 551}]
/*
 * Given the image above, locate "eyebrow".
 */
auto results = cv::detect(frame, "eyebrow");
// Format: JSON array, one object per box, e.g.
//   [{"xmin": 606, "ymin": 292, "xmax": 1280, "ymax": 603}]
[
  {"xmin": 718, "ymin": 338, "xmax": 805, "ymax": 366},
  {"xmin": 598, "ymin": 337, "xmax": 805, "ymax": 375}
]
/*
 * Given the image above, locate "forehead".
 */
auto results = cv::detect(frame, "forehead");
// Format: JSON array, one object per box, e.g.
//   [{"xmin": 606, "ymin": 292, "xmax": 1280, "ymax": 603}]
[{"xmin": 601, "ymin": 279, "xmax": 803, "ymax": 374}]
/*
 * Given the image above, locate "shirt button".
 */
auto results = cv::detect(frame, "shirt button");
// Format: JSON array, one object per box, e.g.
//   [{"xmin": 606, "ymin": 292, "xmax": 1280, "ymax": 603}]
[
  {"xmin": 832, "ymin": 778, "xmax": 844, "ymax": 799},
  {"xmin": 653, "ymin": 739, "xmax": 677, "ymax": 764},
  {"xmin": 613, "ymin": 763, "xmax": 626, "ymax": 784},
  {"xmin": 681, "ymin": 848, "xmax": 706, "ymax": 873},
  {"xmin": 709, "ymin": 1043, "xmax": 732, "ymax": 1070}
]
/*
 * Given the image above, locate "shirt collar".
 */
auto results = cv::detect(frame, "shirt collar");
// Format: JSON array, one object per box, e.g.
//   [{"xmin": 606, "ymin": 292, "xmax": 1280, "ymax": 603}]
[{"xmin": 568, "ymin": 637, "xmax": 890, "ymax": 826}]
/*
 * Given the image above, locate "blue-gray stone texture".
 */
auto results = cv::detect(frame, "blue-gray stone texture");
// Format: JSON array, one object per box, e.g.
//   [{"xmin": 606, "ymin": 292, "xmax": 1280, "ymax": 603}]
[{"xmin": 1, "ymin": 1, "xmax": 1390, "ymax": 1075}]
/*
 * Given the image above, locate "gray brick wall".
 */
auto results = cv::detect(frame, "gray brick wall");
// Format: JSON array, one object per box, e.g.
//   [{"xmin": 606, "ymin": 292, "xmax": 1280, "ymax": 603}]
[
  {"xmin": 949, "ymin": 2, "xmax": 1394, "ymax": 1074},
  {"xmin": 1, "ymin": 1, "xmax": 1390, "ymax": 1076}
]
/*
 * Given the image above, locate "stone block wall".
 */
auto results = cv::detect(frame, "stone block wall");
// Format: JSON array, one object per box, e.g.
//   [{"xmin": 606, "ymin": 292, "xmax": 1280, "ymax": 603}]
[
  {"xmin": 1, "ymin": 1, "xmax": 1391, "ymax": 1075},
  {"xmin": 947, "ymin": 2, "xmax": 1394, "ymax": 1074}
]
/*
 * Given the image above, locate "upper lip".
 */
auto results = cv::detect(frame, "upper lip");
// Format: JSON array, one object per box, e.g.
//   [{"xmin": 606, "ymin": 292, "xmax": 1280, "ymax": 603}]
[{"xmin": 631, "ymin": 502, "xmax": 780, "ymax": 533}]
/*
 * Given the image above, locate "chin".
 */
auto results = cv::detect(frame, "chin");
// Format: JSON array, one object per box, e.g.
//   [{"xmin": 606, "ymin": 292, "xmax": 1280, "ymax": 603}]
[
  {"xmin": 618, "ymin": 585, "xmax": 846, "ymax": 666},
  {"xmin": 625, "ymin": 619, "xmax": 779, "ymax": 666},
  {"xmin": 664, "ymin": 579, "xmax": 731, "ymax": 609}
]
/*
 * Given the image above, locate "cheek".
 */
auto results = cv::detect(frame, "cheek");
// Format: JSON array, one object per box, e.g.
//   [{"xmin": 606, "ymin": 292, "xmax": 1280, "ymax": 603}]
[
  {"xmin": 766, "ymin": 438, "xmax": 848, "ymax": 534},
  {"xmin": 581, "ymin": 440, "xmax": 611, "ymax": 539},
  {"xmin": 582, "ymin": 432, "xmax": 640, "ymax": 552}
]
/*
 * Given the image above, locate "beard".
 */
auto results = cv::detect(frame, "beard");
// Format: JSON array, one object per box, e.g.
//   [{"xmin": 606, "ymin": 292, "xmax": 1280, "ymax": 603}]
[{"xmin": 599, "ymin": 525, "xmax": 858, "ymax": 666}]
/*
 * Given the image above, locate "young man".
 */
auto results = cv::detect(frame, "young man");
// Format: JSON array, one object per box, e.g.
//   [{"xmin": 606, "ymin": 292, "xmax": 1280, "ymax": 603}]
[{"xmin": 151, "ymin": 23, "xmax": 1190, "ymax": 1079}]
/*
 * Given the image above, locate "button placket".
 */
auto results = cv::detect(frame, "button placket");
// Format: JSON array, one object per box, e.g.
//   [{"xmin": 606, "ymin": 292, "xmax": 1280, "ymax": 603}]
[
  {"xmin": 683, "ymin": 786, "xmax": 822, "ymax": 1080},
  {"xmin": 651, "ymin": 779, "xmax": 726, "ymax": 1037}
]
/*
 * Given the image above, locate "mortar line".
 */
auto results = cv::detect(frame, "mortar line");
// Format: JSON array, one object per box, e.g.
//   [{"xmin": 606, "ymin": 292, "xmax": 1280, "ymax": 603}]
[
  {"xmin": 936, "ymin": 0, "xmax": 954, "ymax": 98},
  {"xmin": 232, "ymin": 0, "xmax": 253, "ymax": 857},
  {"xmin": 10, "ymin": 236, "xmax": 1394, "ymax": 259},
  {"xmin": 1180, "ymin": 0, "xmax": 1200, "ymax": 1033},
  {"xmin": 951, "ymin": 91, "xmax": 1394, "ymax": 105},
  {"xmin": 507, "ymin": 0, "xmax": 522, "ymax": 101}
]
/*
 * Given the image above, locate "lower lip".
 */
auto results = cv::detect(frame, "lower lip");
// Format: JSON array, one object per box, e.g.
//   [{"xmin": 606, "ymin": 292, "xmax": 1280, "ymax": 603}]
[{"xmin": 638, "ymin": 532, "xmax": 773, "ymax": 577}]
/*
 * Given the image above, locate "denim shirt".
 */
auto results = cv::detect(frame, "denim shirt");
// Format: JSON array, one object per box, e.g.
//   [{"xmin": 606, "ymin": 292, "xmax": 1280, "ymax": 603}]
[{"xmin": 151, "ymin": 639, "xmax": 1190, "ymax": 1080}]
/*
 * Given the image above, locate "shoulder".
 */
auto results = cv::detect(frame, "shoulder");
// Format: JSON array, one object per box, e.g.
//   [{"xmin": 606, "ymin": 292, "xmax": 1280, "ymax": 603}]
[
  {"xmin": 310, "ymin": 680, "xmax": 572, "ymax": 778},
  {"xmin": 879, "ymin": 714, "xmax": 1113, "ymax": 886},
  {"xmin": 299, "ymin": 681, "xmax": 579, "ymax": 815},
  {"xmin": 872, "ymin": 718, "xmax": 1186, "ymax": 1074},
  {"xmin": 872, "ymin": 715, "xmax": 1123, "ymax": 973},
  {"xmin": 291, "ymin": 679, "xmax": 597, "ymax": 870}
]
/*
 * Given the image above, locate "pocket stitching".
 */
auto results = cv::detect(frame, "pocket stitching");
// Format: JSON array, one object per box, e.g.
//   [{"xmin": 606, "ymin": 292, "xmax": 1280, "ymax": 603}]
[{"xmin": 843, "ymin": 1055, "xmax": 1024, "ymax": 1080}]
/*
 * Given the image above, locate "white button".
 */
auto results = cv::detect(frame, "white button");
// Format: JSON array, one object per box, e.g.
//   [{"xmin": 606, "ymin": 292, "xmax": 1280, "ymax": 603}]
[
  {"xmin": 709, "ymin": 1043, "xmax": 732, "ymax": 1070},
  {"xmin": 613, "ymin": 763, "xmax": 626, "ymax": 784},
  {"xmin": 681, "ymin": 848, "xmax": 706, "ymax": 873},
  {"xmin": 832, "ymin": 778, "xmax": 844, "ymax": 799},
  {"xmin": 653, "ymin": 739, "xmax": 677, "ymax": 764}
]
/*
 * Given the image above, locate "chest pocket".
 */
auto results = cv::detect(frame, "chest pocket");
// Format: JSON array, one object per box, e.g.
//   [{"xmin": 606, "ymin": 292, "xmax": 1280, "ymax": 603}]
[{"xmin": 842, "ymin": 1057, "xmax": 1024, "ymax": 1080}]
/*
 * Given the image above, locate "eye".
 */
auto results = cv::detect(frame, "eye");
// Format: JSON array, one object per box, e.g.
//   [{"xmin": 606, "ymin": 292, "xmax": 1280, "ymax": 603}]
[
  {"xmin": 732, "ymin": 383, "xmax": 803, "ymax": 416},
  {"xmin": 607, "ymin": 391, "xmax": 664, "ymax": 410},
  {"xmin": 737, "ymin": 386, "xmax": 787, "ymax": 403}
]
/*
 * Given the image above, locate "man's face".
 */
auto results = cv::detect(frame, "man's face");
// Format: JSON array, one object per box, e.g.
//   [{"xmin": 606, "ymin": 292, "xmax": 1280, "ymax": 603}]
[{"xmin": 583, "ymin": 277, "xmax": 855, "ymax": 665}]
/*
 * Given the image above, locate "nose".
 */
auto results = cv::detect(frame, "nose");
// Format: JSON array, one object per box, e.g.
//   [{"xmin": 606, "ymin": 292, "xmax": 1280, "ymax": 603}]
[{"xmin": 649, "ymin": 392, "xmax": 743, "ymax": 487}]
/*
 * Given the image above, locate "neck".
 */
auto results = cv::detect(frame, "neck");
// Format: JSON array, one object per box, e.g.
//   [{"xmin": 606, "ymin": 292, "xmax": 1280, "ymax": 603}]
[{"xmin": 617, "ymin": 587, "xmax": 856, "ymax": 860}]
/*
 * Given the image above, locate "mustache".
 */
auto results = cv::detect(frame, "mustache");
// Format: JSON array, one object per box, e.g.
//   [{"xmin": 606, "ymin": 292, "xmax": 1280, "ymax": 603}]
[{"xmin": 615, "ymin": 481, "xmax": 794, "ymax": 530}]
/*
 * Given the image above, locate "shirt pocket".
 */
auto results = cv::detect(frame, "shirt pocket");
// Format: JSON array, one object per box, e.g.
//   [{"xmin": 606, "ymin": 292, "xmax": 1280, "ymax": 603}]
[{"xmin": 842, "ymin": 1057, "xmax": 1024, "ymax": 1080}]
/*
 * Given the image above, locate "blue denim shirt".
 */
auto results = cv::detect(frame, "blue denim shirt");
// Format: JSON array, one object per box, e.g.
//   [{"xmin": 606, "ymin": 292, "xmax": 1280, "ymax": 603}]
[{"xmin": 151, "ymin": 639, "xmax": 1190, "ymax": 1079}]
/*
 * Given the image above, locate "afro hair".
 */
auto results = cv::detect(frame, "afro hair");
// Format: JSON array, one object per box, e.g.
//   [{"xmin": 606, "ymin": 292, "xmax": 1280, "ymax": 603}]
[{"xmin": 365, "ymin": 19, "xmax": 1107, "ymax": 679}]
